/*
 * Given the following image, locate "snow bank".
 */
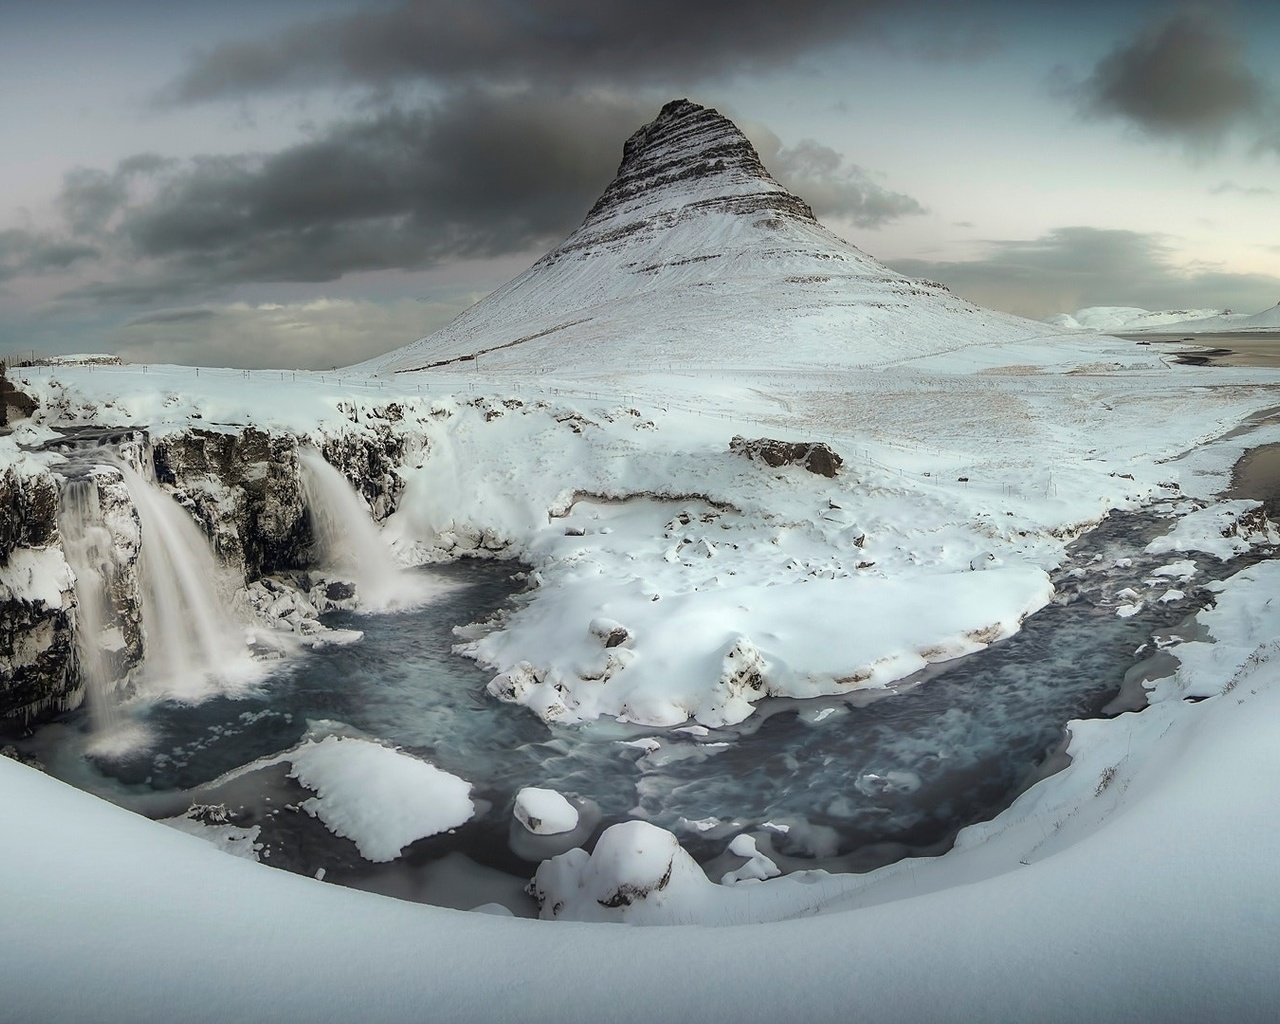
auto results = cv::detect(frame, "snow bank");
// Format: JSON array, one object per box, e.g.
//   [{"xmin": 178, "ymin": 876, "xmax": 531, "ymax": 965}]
[
  {"xmin": 1150, "ymin": 561, "xmax": 1280, "ymax": 702},
  {"xmin": 530, "ymin": 820, "xmax": 812, "ymax": 923},
  {"xmin": 287, "ymin": 737, "xmax": 474, "ymax": 862},
  {"xmin": 1145, "ymin": 500, "xmax": 1277, "ymax": 561},
  {"xmin": 479, "ymin": 565, "xmax": 1053, "ymax": 726}
]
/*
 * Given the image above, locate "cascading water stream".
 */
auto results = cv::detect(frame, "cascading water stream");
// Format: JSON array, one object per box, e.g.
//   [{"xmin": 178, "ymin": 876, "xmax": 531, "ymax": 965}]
[
  {"xmin": 109, "ymin": 456, "xmax": 252, "ymax": 701},
  {"xmin": 298, "ymin": 448, "xmax": 428, "ymax": 611},
  {"xmin": 57, "ymin": 475, "xmax": 124, "ymax": 736},
  {"xmin": 54, "ymin": 443, "xmax": 259, "ymax": 750}
]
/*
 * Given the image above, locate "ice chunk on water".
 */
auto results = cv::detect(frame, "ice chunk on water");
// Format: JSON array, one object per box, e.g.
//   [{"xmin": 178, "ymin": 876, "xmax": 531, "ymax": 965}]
[
  {"xmin": 287, "ymin": 736, "xmax": 474, "ymax": 862},
  {"xmin": 720, "ymin": 834, "xmax": 780, "ymax": 885}
]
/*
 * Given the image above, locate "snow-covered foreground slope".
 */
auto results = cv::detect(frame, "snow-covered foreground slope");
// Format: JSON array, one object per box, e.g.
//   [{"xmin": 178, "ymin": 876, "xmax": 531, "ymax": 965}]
[
  {"xmin": 360, "ymin": 100, "xmax": 1048, "ymax": 376},
  {"xmin": 3, "ymin": 558, "xmax": 1279, "ymax": 1022}
]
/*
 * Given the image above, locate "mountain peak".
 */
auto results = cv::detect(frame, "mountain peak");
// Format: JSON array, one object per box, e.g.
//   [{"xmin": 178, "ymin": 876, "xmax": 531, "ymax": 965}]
[
  {"xmin": 568, "ymin": 99, "xmax": 816, "ymax": 253},
  {"xmin": 365, "ymin": 100, "xmax": 1036, "ymax": 377}
]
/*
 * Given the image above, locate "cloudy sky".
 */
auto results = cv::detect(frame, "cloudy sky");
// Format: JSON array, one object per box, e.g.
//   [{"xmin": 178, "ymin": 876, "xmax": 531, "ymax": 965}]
[{"xmin": 2, "ymin": 0, "xmax": 1278, "ymax": 368}]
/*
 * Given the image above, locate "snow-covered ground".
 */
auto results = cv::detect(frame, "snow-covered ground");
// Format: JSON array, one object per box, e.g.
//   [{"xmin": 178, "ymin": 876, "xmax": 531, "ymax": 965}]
[{"xmin": 11, "ymin": 327, "xmax": 1278, "ymax": 731}]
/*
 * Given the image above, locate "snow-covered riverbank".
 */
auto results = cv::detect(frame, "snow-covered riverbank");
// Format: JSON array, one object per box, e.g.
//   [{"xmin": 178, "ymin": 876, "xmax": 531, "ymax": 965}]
[{"xmin": 3, "ymin": 546, "xmax": 1279, "ymax": 1021}]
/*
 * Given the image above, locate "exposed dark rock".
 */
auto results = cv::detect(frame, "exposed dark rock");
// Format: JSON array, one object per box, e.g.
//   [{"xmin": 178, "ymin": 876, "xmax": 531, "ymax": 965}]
[
  {"xmin": 0, "ymin": 464, "xmax": 59, "ymax": 564},
  {"xmin": 578, "ymin": 99, "xmax": 815, "ymax": 240},
  {"xmin": 317, "ymin": 415, "xmax": 407, "ymax": 521},
  {"xmin": 1, "ymin": 744, "xmax": 46, "ymax": 771},
  {"xmin": 729, "ymin": 435, "xmax": 843, "ymax": 478},
  {"xmin": 0, "ymin": 562, "xmax": 79, "ymax": 724},
  {"xmin": 324, "ymin": 581, "xmax": 356, "ymax": 602},
  {"xmin": 0, "ymin": 364, "xmax": 37, "ymax": 428},
  {"xmin": 153, "ymin": 427, "xmax": 312, "ymax": 582}
]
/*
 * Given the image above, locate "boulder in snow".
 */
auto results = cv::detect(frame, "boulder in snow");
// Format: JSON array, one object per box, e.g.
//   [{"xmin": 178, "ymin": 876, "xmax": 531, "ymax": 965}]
[
  {"xmin": 513, "ymin": 787, "xmax": 579, "ymax": 836},
  {"xmin": 729, "ymin": 435, "xmax": 843, "ymax": 478}
]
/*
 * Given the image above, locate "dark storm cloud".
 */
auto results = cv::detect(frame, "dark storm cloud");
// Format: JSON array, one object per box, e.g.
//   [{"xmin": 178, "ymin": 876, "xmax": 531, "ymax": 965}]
[
  {"xmin": 49, "ymin": 92, "xmax": 924, "ymax": 304},
  {"xmin": 1072, "ymin": 10, "xmax": 1264, "ymax": 144},
  {"xmin": 889, "ymin": 227, "xmax": 1280, "ymax": 317},
  {"xmin": 59, "ymin": 93, "xmax": 652, "ymax": 300},
  {"xmin": 166, "ymin": 0, "xmax": 890, "ymax": 103},
  {"xmin": 763, "ymin": 139, "xmax": 925, "ymax": 228},
  {"xmin": 0, "ymin": 228, "xmax": 99, "ymax": 282}
]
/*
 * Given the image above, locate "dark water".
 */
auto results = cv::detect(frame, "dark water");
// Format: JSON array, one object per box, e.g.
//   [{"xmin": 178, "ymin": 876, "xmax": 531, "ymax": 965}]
[{"xmin": 15, "ymin": 509, "xmax": 1262, "ymax": 910}]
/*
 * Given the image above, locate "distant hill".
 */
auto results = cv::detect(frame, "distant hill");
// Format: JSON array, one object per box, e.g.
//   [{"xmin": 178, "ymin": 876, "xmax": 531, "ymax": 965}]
[
  {"xmin": 1045, "ymin": 307, "xmax": 1225, "ymax": 333},
  {"xmin": 1048, "ymin": 303, "xmax": 1280, "ymax": 334}
]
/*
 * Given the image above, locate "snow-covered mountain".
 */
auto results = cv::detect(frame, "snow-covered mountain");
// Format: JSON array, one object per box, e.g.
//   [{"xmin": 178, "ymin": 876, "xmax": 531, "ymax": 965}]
[
  {"xmin": 1045, "ymin": 306, "xmax": 1226, "ymax": 333},
  {"xmin": 1149, "ymin": 303, "xmax": 1280, "ymax": 334},
  {"xmin": 361, "ymin": 100, "xmax": 1042, "ymax": 376},
  {"xmin": 1048, "ymin": 303, "xmax": 1280, "ymax": 334}
]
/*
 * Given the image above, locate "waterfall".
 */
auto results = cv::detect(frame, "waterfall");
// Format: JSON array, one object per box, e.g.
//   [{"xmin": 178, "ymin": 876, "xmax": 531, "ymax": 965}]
[
  {"xmin": 58, "ymin": 475, "xmax": 124, "ymax": 736},
  {"xmin": 298, "ymin": 448, "xmax": 426, "ymax": 611},
  {"xmin": 57, "ymin": 449, "xmax": 258, "ymax": 751},
  {"xmin": 109, "ymin": 457, "xmax": 254, "ymax": 701}
]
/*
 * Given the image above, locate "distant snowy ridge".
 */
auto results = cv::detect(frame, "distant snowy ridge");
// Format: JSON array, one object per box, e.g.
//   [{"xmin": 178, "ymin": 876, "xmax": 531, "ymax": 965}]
[
  {"xmin": 359, "ymin": 99, "xmax": 1046, "ymax": 377},
  {"xmin": 1049, "ymin": 303, "xmax": 1280, "ymax": 334},
  {"xmin": 1046, "ymin": 306, "xmax": 1225, "ymax": 332},
  {"xmin": 1147, "ymin": 302, "xmax": 1280, "ymax": 334}
]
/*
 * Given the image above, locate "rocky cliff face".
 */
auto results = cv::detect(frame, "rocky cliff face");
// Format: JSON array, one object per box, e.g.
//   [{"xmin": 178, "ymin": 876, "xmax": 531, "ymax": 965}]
[
  {"xmin": 563, "ymin": 98, "xmax": 818, "ymax": 260},
  {"xmin": 153, "ymin": 428, "xmax": 312, "ymax": 583},
  {"xmin": 0, "ymin": 461, "xmax": 78, "ymax": 721}
]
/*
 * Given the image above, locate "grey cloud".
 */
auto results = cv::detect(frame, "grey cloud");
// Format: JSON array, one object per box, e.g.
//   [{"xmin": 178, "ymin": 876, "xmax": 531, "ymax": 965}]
[
  {"xmin": 124, "ymin": 308, "xmax": 219, "ymax": 326},
  {"xmin": 1072, "ymin": 11, "xmax": 1263, "ymax": 144},
  {"xmin": 757, "ymin": 138, "xmax": 925, "ymax": 228},
  {"xmin": 166, "ymin": 0, "xmax": 890, "ymax": 103},
  {"xmin": 59, "ymin": 169, "xmax": 129, "ymax": 235},
  {"xmin": 888, "ymin": 226, "xmax": 1280, "ymax": 318},
  {"xmin": 59, "ymin": 155, "xmax": 176, "ymax": 236},
  {"xmin": 0, "ymin": 228, "xmax": 99, "ymax": 282},
  {"xmin": 111, "ymin": 298, "xmax": 475, "ymax": 369},
  {"xmin": 61, "ymin": 92, "xmax": 655, "ymax": 301},
  {"xmin": 1209, "ymin": 180, "xmax": 1275, "ymax": 197}
]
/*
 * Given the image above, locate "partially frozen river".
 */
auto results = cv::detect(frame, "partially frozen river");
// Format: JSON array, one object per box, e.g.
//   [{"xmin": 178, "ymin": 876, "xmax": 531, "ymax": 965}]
[{"xmin": 12, "ymin": 501, "xmax": 1262, "ymax": 913}]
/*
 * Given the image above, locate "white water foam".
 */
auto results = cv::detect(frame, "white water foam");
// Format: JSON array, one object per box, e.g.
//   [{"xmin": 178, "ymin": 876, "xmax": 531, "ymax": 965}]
[
  {"xmin": 298, "ymin": 448, "xmax": 440, "ymax": 612},
  {"xmin": 58, "ymin": 476, "xmax": 125, "ymax": 736}
]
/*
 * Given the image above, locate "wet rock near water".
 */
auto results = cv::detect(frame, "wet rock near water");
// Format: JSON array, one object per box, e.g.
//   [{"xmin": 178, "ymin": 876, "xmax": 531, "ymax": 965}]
[
  {"xmin": 0, "ymin": 567, "xmax": 80, "ymax": 723},
  {"xmin": 0, "ymin": 464, "xmax": 59, "ymax": 562}
]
